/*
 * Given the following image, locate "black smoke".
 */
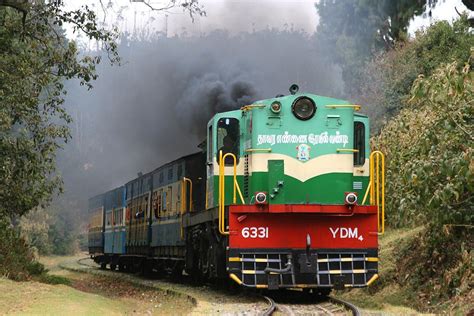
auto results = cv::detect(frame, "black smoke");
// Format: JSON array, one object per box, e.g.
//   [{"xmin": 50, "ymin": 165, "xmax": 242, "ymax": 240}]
[{"xmin": 59, "ymin": 29, "xmax": 343, "ymax": 200}]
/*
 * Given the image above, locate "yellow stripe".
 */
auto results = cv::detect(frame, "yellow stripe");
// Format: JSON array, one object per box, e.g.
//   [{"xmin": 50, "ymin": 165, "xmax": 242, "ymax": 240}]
[
  {"xmin": 228, "ymin": 257, "xmax": 240, "ymax": 262},
  {"xmin": 318, "ymin": 257, "xmax": 379, "ymax": 263},
  {"xmin": 229, "ymin": 273, "xmax": 242, "ymax": 285},
  {"xmin": 256, "ymin": 284, "xmax": 268, "ymax": 289},
  {"xmin": 242, "ymin": 270, "xmax": 256, "ymax": 274},
  {"xmin": 329, "ymin": 270, "xmax": 342, "ymax": 274},
  {"xmin": 352, "ymin": 269, "xmax": 367, "ymax": 274},
  {"xmin": 255, "ymin": 258, "xmax": 269, "ymax": 262},
  {"xmin": 367, "ymin": 274, "xmax": 379, "ymax": 286}
]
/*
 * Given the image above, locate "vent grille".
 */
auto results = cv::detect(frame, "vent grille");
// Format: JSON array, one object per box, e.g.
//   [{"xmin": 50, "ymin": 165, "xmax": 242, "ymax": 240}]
[{"xmin": 353, "ymin": 181, "xmax": 363, "ymax": 190}]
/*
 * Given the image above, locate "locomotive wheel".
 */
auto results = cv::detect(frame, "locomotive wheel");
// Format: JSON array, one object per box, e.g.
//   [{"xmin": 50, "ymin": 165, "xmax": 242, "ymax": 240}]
[
  {"xmin": 110, "ymin": 264, "xmax": 117, "ymax": 271},
  {"xmin": 100, "ymin": 262, "xmax": 106, "ymax": 270}
]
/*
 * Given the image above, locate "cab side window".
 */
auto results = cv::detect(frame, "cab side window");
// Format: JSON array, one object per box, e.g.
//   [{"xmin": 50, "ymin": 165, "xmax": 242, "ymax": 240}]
[
  {"xmin": 216, "ymin": 118, "xmax": 240, "ymax": 165},
  {"xmin": 354, "ymin": 122, "xmax": 365, "ymax": 166}
]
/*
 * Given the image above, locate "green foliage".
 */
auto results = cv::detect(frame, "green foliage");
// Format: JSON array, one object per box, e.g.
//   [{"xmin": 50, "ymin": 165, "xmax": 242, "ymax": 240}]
[
  {"xmin": 375, "ymin": 57, "xmax": 473, "ymax": 229},
  {"xmin": 19, "ymin": 208, "xmax": 51, "ymax": 254},
  {"xmin": 0, "ymin": 220, "xmax": 45, "ymax": 280},
  {"xmin": 35, "ymin": 273, "xmax": 71, "ymax": 286},
  {"xmin": 396, "ymin": 227, "xmax": 473, "ymax": 310},
  {"xmin": 360, "ymin": 17, "xmax": 474, "ymax": 130},
  {"xmin": 19, "ymin": 202, "xmax": 83, "ymax": 256},
  {"xmin": 0, "ymin": 2, "xmax": 118, "ymax": 220},
  {"xmin": 315, "ymin": 0, "xmax": 437, "ymax": 95}
]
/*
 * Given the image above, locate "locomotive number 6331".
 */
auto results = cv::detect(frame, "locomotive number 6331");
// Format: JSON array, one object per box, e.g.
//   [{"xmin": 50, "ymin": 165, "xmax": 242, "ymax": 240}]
[{"xmin": 241, "ymin": 227, "xmax": 269, "ymax": 238}]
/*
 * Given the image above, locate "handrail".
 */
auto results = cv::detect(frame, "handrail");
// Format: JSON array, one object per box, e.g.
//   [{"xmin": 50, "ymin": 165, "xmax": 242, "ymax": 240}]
[
  {"xmin": 182, "ymin": 177, "xmax": 193, "ymax": 212},
  {"xmin": 325, "ymin": 104, "xmax": 361, "ymax": 111},
  {"xmin": 218, "ymin": 150, "xmax": 245, "ymax": 235},
  {"xmin": 218, "ymin": 150, "xmax": 230, "ymax": 235},
  {"xmin": 369, "ymin": 151, "xmax": 385, "ymax": 234},
  {"xmin": 361, "ymin": 180, "xmax": 371, "ymax": 205},
  {"xmin": 180, "ymin": 177, "xmax": 193, "ymax": 240},
  {"xmin": 245, "ymin": 148, "xmax": 272, "ymax": 153},
  {"xmin": 240, "ymin": 104, "xmax": 266, "ymax": 111}
]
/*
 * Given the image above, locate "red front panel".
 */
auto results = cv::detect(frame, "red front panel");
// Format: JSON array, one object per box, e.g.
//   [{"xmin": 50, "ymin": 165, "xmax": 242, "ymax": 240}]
[{"xmin": 229, "ymin": 205, "xmax": 378, "ymax": 249}]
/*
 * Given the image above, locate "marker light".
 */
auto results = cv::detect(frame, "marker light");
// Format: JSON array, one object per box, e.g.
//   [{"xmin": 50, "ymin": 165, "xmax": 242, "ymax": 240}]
[
  {"xmin": 255, "ymin": 192, "xmax": 267, "ymax": 204},
  {"xmin": 270, "ymin": 101, "xmax": 282, "ymax": 113},
  {"xmin": 292, "ymin": 97, "xmax": 316, "ymax": 120},
  {"xmin": 345, "ymin": 192, "xmax": 358, "ymax": 205}
]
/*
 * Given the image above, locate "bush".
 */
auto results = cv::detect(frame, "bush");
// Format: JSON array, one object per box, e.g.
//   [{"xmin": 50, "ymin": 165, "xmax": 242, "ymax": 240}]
[
  {"xmin": 373, "ymin": 52, "xmax": 473, "ymax": 311},
  {"xmin": 375, "ymin": 58, "xmax": 473, "ymax": 229},
  {"xmin": 0, "ymin": 220, "xmax": 45, "ymax": 280}
]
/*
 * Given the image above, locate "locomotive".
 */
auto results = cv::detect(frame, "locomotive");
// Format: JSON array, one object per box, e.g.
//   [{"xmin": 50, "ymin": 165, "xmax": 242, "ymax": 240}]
[{"xmin": 88, "ymin": 85, "xmax": 385, "ymax": 293}]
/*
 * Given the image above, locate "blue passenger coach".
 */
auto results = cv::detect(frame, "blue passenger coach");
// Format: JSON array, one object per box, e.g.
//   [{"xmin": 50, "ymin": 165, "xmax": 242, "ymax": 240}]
[
  {"xmin": 103, "ymin": 186, "xmax": 126, "ymax": 261},
  {"xmin": 88, "ymin": 193, "xmax": 105, "ymax": 255}
]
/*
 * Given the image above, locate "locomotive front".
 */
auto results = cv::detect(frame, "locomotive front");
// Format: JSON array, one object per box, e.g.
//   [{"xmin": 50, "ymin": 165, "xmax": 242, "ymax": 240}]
[{"xmin": 207, "ymin": 87, "xmax": 384, "ymax": 291}]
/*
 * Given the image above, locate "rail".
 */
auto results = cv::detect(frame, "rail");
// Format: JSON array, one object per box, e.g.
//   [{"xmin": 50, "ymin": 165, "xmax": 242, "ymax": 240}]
[{"xmin": 218, "ymin": 150, "xmax": 245, "ymax": 235}]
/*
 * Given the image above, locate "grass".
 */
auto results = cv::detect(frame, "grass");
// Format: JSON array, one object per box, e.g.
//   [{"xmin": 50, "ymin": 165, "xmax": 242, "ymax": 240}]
[
  {"xmin": 0, "ymin": 277, "xmax": 134, "ymax": 315},
  {"xmin": 0, "ymin": 254, "xmax": 195, "ymax": 315},
  {"xmin": 333, "ymin": 227, "xmax": 425, "ymax": 315}
]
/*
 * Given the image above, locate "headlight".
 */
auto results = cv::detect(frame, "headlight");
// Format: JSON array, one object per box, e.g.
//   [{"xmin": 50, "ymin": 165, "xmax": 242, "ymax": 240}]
[
  {"xmin": 345, "ymin": 192, "xmax": 358, "ymax": 205},
  {"xmin": 270, "ymin": 101, "xmax": 281, "ymax": 113},
  {"xmin": 255, "ymin": 192, "xmax": 267, "ymax": 204},
  {"xmin": 292, "ymin": 97, "xmax": 316, "ymax": 120}
]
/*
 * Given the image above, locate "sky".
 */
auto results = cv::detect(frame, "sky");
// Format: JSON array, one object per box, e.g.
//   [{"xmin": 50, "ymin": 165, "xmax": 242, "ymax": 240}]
[
  {"xmin": 65, "ymin": 0, "xmax": 319, "ymax": 39},
  {"xmin": 64, "ymin": 0, "xmax": 470, "ymax": 40}
]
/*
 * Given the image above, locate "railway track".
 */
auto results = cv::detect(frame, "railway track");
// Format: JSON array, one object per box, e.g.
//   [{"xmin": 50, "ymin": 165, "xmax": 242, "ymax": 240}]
[
  {"xmin": 262, "ymin": 293, "xmax": 360, "ymax": 316},
  {"xmin": 77, "ymin": 256, "xmax": 97, "ymax": 268},
  {"xmin": 77, "ymin": 257, "xmax": 360, "ymax": 315}
]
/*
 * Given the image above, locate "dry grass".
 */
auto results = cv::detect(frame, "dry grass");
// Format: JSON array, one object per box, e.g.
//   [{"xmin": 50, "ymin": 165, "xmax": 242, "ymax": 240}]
[{"xmin": 0, "ymin": 254, "xmax": 195, "ymax": 315}]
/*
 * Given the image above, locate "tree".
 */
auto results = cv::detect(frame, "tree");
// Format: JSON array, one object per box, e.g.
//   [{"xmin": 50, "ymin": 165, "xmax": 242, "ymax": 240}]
[
  {"xmin": 315, "ymin": 0, "xmax": 438, "ymax": 95},
  {"xmin": 0, "ymin": 1, "xmax": 120, "ymax": 221},
  {"xmin": 359, "ymin": 17, "xmax": 474, "ymax": 131}
]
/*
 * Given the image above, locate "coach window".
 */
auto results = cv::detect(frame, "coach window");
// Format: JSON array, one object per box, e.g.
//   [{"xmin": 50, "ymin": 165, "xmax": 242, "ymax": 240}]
[
  {"xmin": 354, "ymin": 122, "xmax": 365, "ymax": 166},
  {"xmin": 216, "ymin": 118, "xmax": 239, "ymax": 166}
]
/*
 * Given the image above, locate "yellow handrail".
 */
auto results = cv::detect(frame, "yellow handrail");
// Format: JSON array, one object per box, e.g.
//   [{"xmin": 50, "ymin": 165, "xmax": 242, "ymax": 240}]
[
  {"xmin": 369, "ymin": 151, "xmax": 385, "ymax": 234},
  {"xmin": 183, "ymin": 177, "xmax": 193, "ymax": 212},
  {"xmin": 325, "ymin": 104, "xmax": 361, "ymax": 111},
  {"xmin": 361, "ymin": 180, "xmax": 371, "ymax": 205},
  {"xmin": 180, "ymin": 177, "xmax": 193, "ymax": 239},
  {"xmin": 218, "ymin": 150, "xmax": 245, "ymax": 235}
]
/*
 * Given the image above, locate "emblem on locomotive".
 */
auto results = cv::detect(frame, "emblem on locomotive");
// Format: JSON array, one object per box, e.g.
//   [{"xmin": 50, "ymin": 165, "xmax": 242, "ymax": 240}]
[{"xmin": 296, "ymin": 143, "xmax": 311, "ymax": 161}]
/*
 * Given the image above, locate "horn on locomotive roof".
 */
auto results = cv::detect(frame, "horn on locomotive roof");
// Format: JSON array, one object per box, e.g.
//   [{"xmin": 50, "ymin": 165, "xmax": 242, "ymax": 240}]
[{"xmin": 289, "ymin": 84, "xmax": 299, "ymax": 95}]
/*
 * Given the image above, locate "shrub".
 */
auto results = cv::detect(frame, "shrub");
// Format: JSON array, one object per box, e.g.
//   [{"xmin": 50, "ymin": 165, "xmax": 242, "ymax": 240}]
[
  {"xmin": 375, "ymin": 57, "xmax": 473, "ymax": 229},
  {"xmin": 0, "ymin": 220, "xmax": 45, "ymax": 280}
]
